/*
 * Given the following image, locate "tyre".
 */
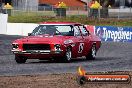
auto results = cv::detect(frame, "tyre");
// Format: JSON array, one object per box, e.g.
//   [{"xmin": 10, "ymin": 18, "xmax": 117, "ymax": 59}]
[
  {"xmin": 15, "ymin": 56, "xmax": 27, "ymax": 64},
  {"xmin": 63, "ymin": 47, "xmax": 72, "ymax": 62},
  {"xmin": 86, "ymin": 45, "xmax": 96, "ymax": 60}
]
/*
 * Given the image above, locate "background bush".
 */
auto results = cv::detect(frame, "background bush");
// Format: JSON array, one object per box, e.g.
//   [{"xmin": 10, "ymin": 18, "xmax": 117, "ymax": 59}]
[{"xmin": 8, "ymin": 15, "xmax": 132, "ymax": 26}]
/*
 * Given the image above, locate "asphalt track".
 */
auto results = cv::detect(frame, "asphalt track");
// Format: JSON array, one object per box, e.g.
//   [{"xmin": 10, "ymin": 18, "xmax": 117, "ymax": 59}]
[{"xmin": 0, "ymin": 34, "xmax": 132, "ymax": 76}]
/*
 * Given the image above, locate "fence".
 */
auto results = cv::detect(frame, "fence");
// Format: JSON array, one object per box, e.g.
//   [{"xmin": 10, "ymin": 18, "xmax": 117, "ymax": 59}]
[{"xmin": 1, "ymin": 6, "xmax": 132, "ymax": 19}]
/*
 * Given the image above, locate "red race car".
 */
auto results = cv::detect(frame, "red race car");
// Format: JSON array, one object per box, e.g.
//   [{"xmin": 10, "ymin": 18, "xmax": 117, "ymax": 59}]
[{"xmin": 12, "ymin": 22, "xmax": 101, "ymax": 63}]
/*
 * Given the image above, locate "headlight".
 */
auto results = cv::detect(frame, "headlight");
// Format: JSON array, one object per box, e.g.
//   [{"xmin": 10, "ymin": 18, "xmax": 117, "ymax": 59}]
[
  {"xmin": 54, "ymin": 44, "xmax": 61, "ymax": 51},
  {"xmin": 12, "ymin": 43, "xmax": 19, "ymax": 49}
]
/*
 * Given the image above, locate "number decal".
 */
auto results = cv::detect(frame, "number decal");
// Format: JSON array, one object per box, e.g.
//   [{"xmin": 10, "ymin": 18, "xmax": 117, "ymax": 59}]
[{"xmin": 78, "ymin": 43, "xmax": 84, "ymax": 53}]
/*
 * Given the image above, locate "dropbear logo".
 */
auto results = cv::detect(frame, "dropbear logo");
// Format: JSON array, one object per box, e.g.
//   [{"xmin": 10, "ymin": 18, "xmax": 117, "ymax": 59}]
[
  {"xmin": 96, "ymin": 27, "xmax": 132, "ymax": 42},
  {"xmin": 77, "ymin": 66, "xmax": 131, "ymax": 85}
]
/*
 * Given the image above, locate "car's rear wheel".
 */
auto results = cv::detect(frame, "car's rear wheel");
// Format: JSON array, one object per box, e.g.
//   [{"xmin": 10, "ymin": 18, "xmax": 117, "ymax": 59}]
[
  {"xmin": 63, "ymin": 47, "xmax": 72, "ymax": 62},
  {"xmin": 86, "ymin": 45, "xmax": 96, "ymax": 60},
  {"xmin": 15, "ymin": 56, "xmax": 27, "ymax": 64}
]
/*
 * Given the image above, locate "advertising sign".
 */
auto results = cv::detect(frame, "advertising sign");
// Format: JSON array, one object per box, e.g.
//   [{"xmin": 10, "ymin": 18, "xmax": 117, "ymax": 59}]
[{"xmin": 95, "ymin": 26, "xmax": 132, "ymax": 42}]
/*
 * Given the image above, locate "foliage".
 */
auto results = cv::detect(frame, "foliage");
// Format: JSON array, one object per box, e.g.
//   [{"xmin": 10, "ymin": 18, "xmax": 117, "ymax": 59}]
[
  {"xmin": 8, "ymin": 15, "xmax": 132, "ymax": 26},
  {"xmin": 55, "ymin": 2, "xmax": 67, "ymax": 8}
]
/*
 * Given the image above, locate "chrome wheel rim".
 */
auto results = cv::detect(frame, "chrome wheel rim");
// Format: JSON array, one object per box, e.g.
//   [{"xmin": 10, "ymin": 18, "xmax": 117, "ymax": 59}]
[
  {"xmin": 92, "ymin": 46, "xmax": 96, "ymax": 57},
  {"xmin": 66, "ymin": 49, "xmax": 71, "ymax": 61}
]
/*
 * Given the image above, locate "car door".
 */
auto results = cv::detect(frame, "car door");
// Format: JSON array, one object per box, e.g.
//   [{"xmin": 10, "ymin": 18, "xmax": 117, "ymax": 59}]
[
  {"xmin": 79, "ymin": 25, "xmax": 92, "ymax": 56},
  {"xmin": 72, "ymin": 25, "xmax": 85, "ymax": 57}
]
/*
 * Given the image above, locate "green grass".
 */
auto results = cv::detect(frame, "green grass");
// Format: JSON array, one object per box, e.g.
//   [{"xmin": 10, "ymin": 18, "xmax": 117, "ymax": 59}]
[
  {"xmin": 8, "ymin": 15, "xmax": 132, "ymax": 26},
  {"xmin": 11, "ymin": 10, "xmax": 55, "ymax": 16}
]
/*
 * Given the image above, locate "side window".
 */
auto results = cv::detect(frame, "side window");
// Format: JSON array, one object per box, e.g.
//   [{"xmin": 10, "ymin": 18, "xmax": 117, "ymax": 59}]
[
  {"xmin": 79, "ymin": 26, "xmax": 89, "ymax": 36},
  {"xmin": 74, "ymin": 26, "xmax": 81, "ymax": 36}
]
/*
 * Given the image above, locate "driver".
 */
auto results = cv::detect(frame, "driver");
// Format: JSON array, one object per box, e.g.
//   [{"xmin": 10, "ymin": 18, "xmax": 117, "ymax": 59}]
[
  {"xmin": 40, "ymin": 26, "xmax": 57, "ymax": 35},
  {"xmin": 45, "ymin": 26, "xmax": 57, "ymax": 35}
]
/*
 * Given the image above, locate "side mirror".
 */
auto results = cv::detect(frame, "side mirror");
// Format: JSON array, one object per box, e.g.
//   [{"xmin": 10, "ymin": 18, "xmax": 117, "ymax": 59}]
[{"xmin": 28, "ymin": 33, "xmax": 32, "ymax": 36}]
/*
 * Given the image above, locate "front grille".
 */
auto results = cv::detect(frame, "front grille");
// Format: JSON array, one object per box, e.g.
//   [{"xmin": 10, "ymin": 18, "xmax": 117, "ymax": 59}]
[{"xmin": 23, "ymin": 44, "xmax": 50, "ymax": 50}]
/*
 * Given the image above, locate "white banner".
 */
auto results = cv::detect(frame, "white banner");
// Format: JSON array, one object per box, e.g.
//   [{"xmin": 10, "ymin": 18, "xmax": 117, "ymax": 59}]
[
  {"xmin": 7, "ymin": 23, "xmax": 38, "ymax": 36},
  {"xmin": 0, "ymin": 14, "xmax": 8, "ymax": 34}
]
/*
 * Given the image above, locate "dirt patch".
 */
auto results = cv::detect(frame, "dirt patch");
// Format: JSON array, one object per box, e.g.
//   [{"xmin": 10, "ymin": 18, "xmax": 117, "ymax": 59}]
[{"xmin": 0, "ymin": 72, "xmax": 132, "ymax": 88}]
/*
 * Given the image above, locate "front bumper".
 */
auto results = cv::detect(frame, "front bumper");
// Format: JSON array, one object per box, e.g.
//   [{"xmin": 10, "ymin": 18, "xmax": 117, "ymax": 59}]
[{"xmin": 12, "ymin": 50, "xmax": 63, "ymax": 54}]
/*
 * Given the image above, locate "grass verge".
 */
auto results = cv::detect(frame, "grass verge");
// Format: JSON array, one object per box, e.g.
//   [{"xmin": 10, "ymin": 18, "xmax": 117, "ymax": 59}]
[{"xmin": 8, "ymin": 15, "xmax": 132, "ymax": 26}]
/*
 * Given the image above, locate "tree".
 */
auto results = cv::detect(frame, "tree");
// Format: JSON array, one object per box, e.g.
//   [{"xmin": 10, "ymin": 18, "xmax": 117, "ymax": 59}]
[
  {"xmin": 99, "ymin": 0, "xmax": 115, "ymax": 7},
  {"xmin": 4, "ymin": 0, "xmax": 12, "ymax": 4},
  {"xmin": 0, "ymin": 0, "xmax": 2, "ymax": 8}
]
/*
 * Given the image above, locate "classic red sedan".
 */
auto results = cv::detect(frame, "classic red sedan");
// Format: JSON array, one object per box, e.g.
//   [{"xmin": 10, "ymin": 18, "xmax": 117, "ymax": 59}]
[{"xmin": 12, "ymin": 22, "xmax": 101, "ymax": 63}]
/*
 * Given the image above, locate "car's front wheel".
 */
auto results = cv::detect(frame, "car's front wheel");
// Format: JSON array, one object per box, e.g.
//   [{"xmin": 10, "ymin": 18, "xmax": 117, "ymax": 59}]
[
  {"xmin": 63, "ymin": 47, "xmax": 72, "ymax": 62},
  {"xmin": 15, "ymin": 56, "xmax": 27, "ymax": 64},
  {"xmin": 86, "ymin": 45, "xmax": 96, "ymax": 60}
]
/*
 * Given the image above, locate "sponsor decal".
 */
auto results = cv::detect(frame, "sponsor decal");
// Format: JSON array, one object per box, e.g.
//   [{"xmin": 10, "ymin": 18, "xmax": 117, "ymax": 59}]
[
  {"xmin": 64, "ymin": 40, "xmax": 73, "ymax": 44},
  {"xmin": 77, "ymin": 66, "xmax": 131, "ymax": 85}
]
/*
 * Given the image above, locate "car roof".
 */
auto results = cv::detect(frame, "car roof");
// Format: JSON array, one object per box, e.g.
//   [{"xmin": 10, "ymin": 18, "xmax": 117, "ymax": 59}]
[{"xmin": 39, "ymin": 22, "xmax": 81, "ymax": 25}]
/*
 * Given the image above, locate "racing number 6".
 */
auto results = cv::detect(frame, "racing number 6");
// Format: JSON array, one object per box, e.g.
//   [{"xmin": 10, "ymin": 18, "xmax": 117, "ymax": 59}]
[{"xmin": 78, "ymin": 43, "xmax": 84, "ymax": 53}]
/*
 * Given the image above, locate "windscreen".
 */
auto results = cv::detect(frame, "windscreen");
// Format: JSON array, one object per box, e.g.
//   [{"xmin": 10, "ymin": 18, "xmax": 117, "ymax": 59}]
[{"xmin": 31, "ymin": 25, "xmax": 74, "ymax": 36}]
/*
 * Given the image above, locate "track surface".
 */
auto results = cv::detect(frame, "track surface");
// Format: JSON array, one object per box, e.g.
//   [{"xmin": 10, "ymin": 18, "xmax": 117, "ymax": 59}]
[{"xmin": 0, "ymin": 34, "xmax": 132, "ymax": 76}]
